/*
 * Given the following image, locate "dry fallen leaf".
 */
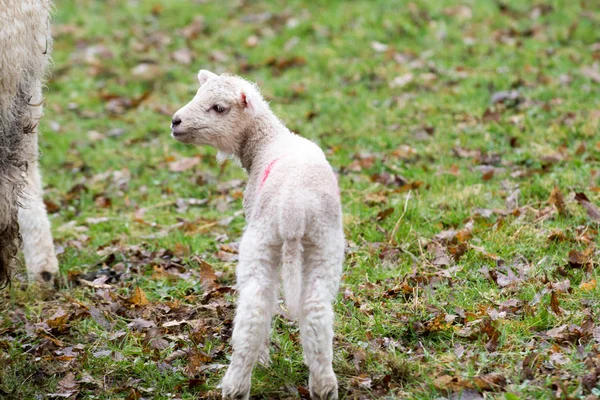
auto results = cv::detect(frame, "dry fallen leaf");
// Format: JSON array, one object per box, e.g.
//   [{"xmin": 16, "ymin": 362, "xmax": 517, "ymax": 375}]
[
  {"xmin": 171, "ymin": 47, "xmax": 193, "ymax": 65},
  {"xmin": 481, "ymin": 318, "xmax": 500, "ymax": 352},
  {"xmin": 193, "ymin": 256, "xmax": 220, "ymax": 292},
  {"xmin": 574, "ymin": 192, "xmax": 600, "ymax": 221},
  {"xmin": 550, "ymin": 291, "xmax": 562, "ymax": 315},
  {"xmin": 548, "ymin": 186, "xmax": 567, "ymax": 216},
  {"xmin": 129, "ymin": 286, "xmax": 150, "ymax": 307},
  {"xmin": 56, "ymin": 372, "xmax": 79, "ymax": 396},
  {"xmin": 581, "ymin": 65, "xmax": 600, "ymax": 83},
  {"xmin": 46, "ymin": 307, "xmax": 70, "ymax": 331},
  {"xmin": 580, "ymin": 279, "xmax": 597, "ymax": 292},
  {"xmin": 169, "ymin": 157, "xmax": 200, "ymax": 172}
]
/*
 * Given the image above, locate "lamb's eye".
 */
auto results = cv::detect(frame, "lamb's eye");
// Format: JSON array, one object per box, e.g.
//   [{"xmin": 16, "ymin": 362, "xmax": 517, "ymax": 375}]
[{"xmin": 212, "ymin": 104, "xmax": 225, "ymax": 113}]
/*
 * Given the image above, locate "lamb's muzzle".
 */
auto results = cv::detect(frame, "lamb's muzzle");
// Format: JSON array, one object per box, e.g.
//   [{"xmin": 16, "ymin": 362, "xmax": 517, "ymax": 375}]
[{"xmin": 172, "ymin": 70, "xmax": 344, "ymax": 400}]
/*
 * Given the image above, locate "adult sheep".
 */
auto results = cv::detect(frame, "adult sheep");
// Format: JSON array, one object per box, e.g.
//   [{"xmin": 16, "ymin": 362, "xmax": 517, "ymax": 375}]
[{"xmin": 0, "ymin": 0, "xmax": 59, "ymax": 285}]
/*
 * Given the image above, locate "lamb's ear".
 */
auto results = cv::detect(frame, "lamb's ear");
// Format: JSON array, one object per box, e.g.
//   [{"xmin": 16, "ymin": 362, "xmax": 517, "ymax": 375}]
[
  {"xmin": 239, "ymin": 87, "xmax": 266, "ymax": 116},
  {"xmin": 197, "ymin": 69, "xmax": 217, "ymax": 86}
]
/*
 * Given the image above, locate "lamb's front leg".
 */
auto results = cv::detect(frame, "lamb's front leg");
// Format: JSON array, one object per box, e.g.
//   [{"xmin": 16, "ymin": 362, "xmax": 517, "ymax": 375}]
[
  {"xmin": 18, "ymin": 159, "xmax": 59, "ymax": 284},
  {"xmin": 222, "ymin": 231, "xmax": 277, "ymax": 400}
]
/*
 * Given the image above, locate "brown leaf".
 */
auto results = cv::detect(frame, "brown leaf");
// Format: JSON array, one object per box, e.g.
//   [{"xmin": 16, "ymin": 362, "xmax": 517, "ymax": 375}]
[
  {"xmin": 430, "ymin": 243, "xmax": 452, "ymax": 267},
  {"xmin": 575, "ymin": 192, "xmax": 600, "ymax": 221},
  {"xmin": 582, "ymin": 369, "xmax": 599, "ymax": 393},
  {"xmin": 580, "ymin": 279, "xmax": 596, "ymax": 292},
  {"xmin": 186, "ymin": 348, "xmax": 213, "ymax": 377},
  {"xmin": 449, "ymin": 242, "xmax": 469, "ymax": 261},
  {"xmin": 365, "ymin": 192, "xmax": 388, "ymax": 205},
  {"xmin": 89, "ymin": 307, "xmax": 113, "ymax": 330},
  {"xmin": 550, "ymin": 291, "xmax": 562, "ymax": 315},
  {"xmin": 482, "ymin": 107, "xmax": 501, "ymax": 123},
  {"xmin": 44, "ymin": 199, "xmax": 61, "ymax": 214},
  {"xmin": 46, "ymin": 307, "xmax": 70, "ymax": 331},
  {"xmin": 548, "ymin": 186, "xmax": 567, "ymax": 216},
  {"xmin": 456, "ymin": 227, "xmax": 473, "ymax": 243},
  {"xmin": 471, "ymin": 373, "xmax": 507, "ymax": 391},
  {"xmin": 180, "ymin": 16, "xmax": 205, "ymax": 39},
  {"xmin": 548, "ymin": 228, "xmax": 567, "ymax": 242},
  {"xmin": 103, "ymin": 90, "xmax": 153, "ymax": 114},
  {"xmin": 127, "ymin": 318, "xmax": 156, "ymax": 330},
  {"xmin": 433, "ymin": 375, "xmax": 456, "ymax": 391},
  {"xmin": 433, "ymin": 373, "xmax": 506, "ymax": 394},
  {"xmin": 521, "ymin": 352, "xmax": 540, "ymax": 380},
  {"xmin": 376, "ymin": 207, "xmax": 394, "ymax": 221},
  {"xmin": 481, "ymin": 319, "xmax": 500, "ymax": 352},
  {"xmin": 125, "ymin": 388, "xmax": 142, "ymax": 400},
  {"xmin": 353, "ymin": 348, "xmax": 366, "ymax": 373},
  {"xmin": 568, "ymin": 247, "xmax": 593, "ymax": 269},
  {"xmin": 169, "ymin": 157, "xmax": 200, "ymax": 172},
  {"xmin": 265, "ymin": 56, "xmax": 306, "ymax": 73},
  {"xmin": 50, "ymin": 372, "xmax": 80, "ymax": 397},
  {"xmin": 194, "ymin": 256, "xmax": 219, "ymax": 292},
  {"xmin": 148, "ymin": 336, "xmax": 169, "ymax": 350},
  {"xmin": 482, "ymin": 169, "xmax": 495, "ymax": 181},
  {"xmin": 58, "ymin": 372, "xmax": 78, "ymax": 391},
  {"xmin": 129, "ymin": 286, "xmax": 150, "ymax": 307}
]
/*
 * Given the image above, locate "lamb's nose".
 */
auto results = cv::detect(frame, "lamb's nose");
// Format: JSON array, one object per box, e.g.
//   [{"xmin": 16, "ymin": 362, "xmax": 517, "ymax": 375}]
[{"xmin": 172, "ymin": 116, "xmax": 182, "ymax": 126}]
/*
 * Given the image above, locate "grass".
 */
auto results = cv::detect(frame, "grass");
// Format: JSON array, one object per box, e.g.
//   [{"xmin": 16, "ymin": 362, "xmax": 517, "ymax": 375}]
[{"xmin": 1, "ymin": 0, "xmax": 600, "ymax": 398}]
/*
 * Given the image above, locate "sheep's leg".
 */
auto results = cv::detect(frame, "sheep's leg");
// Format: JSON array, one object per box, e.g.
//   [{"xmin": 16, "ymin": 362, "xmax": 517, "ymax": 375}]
[
  {"xmin": 18, "ymin": 97, "xmax": 58, "ymax": 284},
  {"xmin": 222, "ymin": 230, "xmax": 277, "ymax": 400},
  {"xmin": 300, "ymin": 241, "xmax": 343, "ymax": 400},
  {"xmin": 18, "ymin": 159, "xmax": 58, "ymax": 283}
]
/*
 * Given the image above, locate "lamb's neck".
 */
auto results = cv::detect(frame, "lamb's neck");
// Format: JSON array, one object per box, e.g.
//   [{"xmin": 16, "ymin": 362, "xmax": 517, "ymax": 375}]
[{"xmin": 238, "ymin": 112, "xmax": 288, "ymax": 173}]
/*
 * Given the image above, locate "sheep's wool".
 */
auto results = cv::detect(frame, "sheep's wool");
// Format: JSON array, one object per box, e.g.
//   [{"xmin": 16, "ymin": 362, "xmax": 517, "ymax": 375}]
[{"xmin": 0, "ymin": 0, "xmax": 54, "ymax": 284}]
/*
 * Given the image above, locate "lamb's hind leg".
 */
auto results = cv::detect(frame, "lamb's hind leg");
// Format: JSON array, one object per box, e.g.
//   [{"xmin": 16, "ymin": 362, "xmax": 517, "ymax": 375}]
[
  {"xmin": 222, "ymin": 230, "xmax": 278, "ymax": 400},
  {"xmin": 18, "ymin": 98, "xmax": 58, "ymax": 284},
  {"xmin": 300, "ymin": 239, "xmax": 343, "ymax": 400}
]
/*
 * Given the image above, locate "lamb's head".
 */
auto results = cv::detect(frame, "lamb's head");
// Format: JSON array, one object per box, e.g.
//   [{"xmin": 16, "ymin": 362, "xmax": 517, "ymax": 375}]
[{"xmin": 171, "ymin": 70, "xmax": 268, "ymax": 155}]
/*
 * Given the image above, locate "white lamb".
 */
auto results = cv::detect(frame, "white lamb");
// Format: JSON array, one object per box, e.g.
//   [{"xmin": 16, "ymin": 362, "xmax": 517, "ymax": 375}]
[
  {"xmin": 0, "ymin": 0, "xmax": 59, "ymax": 285},
  {"xmin": 171, "ymin": 70, "xmax": 344, "ymax": 400}
]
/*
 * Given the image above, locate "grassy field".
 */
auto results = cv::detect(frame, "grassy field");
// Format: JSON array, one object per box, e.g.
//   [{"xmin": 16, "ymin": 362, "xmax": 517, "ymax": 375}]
[{"xmin": 1, "ymin": 0, "xmax": 600, "ymax": 398}]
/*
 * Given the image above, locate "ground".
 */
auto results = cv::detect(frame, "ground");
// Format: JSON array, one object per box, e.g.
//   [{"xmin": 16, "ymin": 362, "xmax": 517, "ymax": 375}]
[{"xmin": 1, "ymin": 0, "xmax": 600, "ymax": 399}]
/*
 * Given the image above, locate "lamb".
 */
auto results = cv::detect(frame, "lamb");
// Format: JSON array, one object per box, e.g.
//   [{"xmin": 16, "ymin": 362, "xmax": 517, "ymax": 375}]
[
  {"xmin": 0, "ymin": 0, "xmax": 59, "ymax": 285},
  {"xmin": 171, "ymin": 70, "xmax": 344, "ymax": 400}
]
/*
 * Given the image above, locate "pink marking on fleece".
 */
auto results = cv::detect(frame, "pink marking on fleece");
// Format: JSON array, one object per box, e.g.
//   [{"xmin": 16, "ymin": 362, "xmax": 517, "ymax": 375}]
[{"xmin": 260, "ymin": 157, "xmax": 282, "ymax": 189}]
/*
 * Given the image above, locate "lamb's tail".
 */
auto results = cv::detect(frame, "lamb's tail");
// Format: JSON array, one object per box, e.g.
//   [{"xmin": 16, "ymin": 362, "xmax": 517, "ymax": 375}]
[
  {"xmin": 281, "ymin": 238, "xmax": 303, "ymax": 319},
  {"xmin": 280, "ymin": 195, "xmax": 306, "ymax": 319}
]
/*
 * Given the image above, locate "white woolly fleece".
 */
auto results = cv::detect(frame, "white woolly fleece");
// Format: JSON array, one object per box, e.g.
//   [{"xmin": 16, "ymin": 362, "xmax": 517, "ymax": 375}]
[{"xmin": 172, "ymin": 71, "xmax": 344, "ymax": 400}]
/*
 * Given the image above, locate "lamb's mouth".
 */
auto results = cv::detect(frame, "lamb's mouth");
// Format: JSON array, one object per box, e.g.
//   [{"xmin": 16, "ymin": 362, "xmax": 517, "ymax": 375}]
[
  {"xmin": 171, "ymin": 128, "xmax": 188, "ymax": 137},
  {"xmin": 171, "ymin": 126, "xmax": 209, "ymax": 142}
]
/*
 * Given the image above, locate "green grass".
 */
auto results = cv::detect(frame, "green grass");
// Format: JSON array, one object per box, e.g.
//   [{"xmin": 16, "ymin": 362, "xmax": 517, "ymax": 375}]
[{"xmin": 1, "ymin": 0, "xmax": 600, "ymax": 398}]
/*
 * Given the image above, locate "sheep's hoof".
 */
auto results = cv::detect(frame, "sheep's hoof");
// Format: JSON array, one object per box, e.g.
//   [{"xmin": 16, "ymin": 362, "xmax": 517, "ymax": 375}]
[
  {"xmin": 40, "ymin": 271, "xmax": 53, "ymax": 282},
  {"xmin": 32, "ymin": 269, "xmax": 59, "ymax": 288},
  {"xmin": 28, "ymin": 255, "xmax": 59, "ymax": 286},
  {"xmin": 309, "ymin": 373, "xmax": 338, "ymax": 400}
]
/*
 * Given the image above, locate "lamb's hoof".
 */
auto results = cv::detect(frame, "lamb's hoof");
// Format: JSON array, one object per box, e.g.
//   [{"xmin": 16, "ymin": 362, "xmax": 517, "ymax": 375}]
[
  {"xmin": 309, "ymin": 373, "xmax": 338, "ymax": 400},
  {"xmin": 221, "ymin": 370, "xmax": 250, "ymax": 400},
  {"xmin": 222, "ymin": 385, "xmax": 250, "ymax": 400}
]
